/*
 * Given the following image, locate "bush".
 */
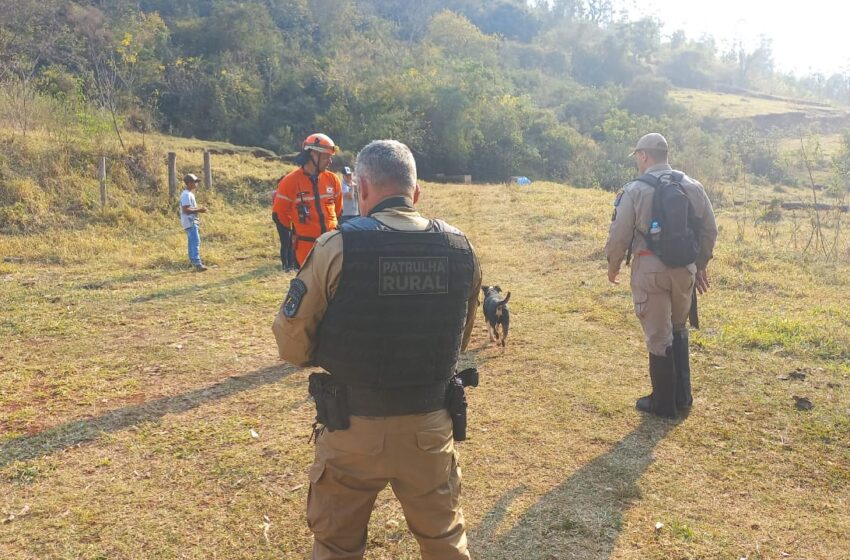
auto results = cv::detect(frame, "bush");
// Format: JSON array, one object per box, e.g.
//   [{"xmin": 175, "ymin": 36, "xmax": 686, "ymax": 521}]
[
  {"xmin": 594, "ymin": 108, "xmax": 668, "ymax": 190},
  {"xmin": 726, "ymin": 124, "xmax": 797, "ymax": 185},
  {"xmin": 558, "ymin": 86, "xmax": 620, "ymax": 135},
  {"xmin": 0, "ymin": 178, "xmax": 49, "ymax": 232},
  {"xmin": 125, "ymin": 143, "xmax": 164, "ymax": 192},
  {"xmin": 621, "ymin": 76, "xmax": 672, "ymax": 118},
  {"xmin": 660, "ymin": 49, "xmax": 715, "ymax": 89}
]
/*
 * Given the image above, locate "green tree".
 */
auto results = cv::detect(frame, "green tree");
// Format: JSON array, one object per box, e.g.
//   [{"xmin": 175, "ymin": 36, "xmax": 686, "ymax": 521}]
[
  {"xmin": 595, "ymin": 108, "xmax": 667, "ymax": 189},
  {"xmin": 621, "ymin": 76, "xmax": 671, "ymax": 118},
  {"xmin": 425, "ymin": 11, "xmax": 499, "ymax": 67},
  {"xmin": 661, "ymin": 48, "xmax": 714, "ymax": 89}
]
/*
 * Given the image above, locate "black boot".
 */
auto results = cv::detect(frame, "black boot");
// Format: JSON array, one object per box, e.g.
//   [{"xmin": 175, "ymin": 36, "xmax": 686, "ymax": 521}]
[
  {"xmin": 673, "ymin": 330, "xmax": 692, "ymax": 409},
  {"xmin": 635, "ymin": 354, "xmax": 654, "ymax": 412},
  {"xmin": 635, "ymin": 347, "xmax": 678, "ymax": 419}
]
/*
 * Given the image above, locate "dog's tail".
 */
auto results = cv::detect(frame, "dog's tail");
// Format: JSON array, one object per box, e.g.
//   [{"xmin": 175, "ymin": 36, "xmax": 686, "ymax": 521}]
[{"xmin": 498, "ymin": 291, "xmax": 511, "ymax": 306}]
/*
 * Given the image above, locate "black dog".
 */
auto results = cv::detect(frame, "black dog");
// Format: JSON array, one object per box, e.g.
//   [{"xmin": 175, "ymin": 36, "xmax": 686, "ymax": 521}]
[{"xmin": 482, "ymin": 285, "xmax": 511, "ymax": 348}]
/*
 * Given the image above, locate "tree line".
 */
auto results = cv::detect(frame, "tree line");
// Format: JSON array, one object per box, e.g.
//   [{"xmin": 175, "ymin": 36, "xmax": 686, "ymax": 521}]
[{"xmin": 2, "ymin": 0, "xmax": 849, "ymax": 187}]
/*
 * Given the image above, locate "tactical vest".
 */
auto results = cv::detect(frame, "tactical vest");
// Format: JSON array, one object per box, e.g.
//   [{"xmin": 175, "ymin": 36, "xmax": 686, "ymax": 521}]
[{"xmin": 314, "ymin": 214, "xmax": 475, "ymax": 414}]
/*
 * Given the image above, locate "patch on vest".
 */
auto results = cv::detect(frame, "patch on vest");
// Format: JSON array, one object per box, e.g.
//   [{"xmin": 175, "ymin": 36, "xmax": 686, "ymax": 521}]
[
  {"xmin": 378, "ymin": 257, "xmax": 449, "ymax": 296},
  {"xmin": 283, "ymin": 278, "xmax": 308, "ymax": 317}
]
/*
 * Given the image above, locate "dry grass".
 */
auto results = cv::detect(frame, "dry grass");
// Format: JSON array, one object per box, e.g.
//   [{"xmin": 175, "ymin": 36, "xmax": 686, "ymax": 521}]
[
  {"xmin": 670, "ymin": 88, "xmax": 846, "ymax": 120},
  {"xmin": 1, "ymin": 169, "xmax": 849, "ymax": 559},
  {"xmin": 777, "ymin": 134, "xmax": 844, "ymax": 158},
  {"xmin": 0, "ymin": 126, "xmax": 292, "ymax": 233}
]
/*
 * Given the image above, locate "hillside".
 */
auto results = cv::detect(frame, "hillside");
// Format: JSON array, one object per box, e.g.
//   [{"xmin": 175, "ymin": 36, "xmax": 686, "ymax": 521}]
[
  {"xmin": 2, "ymin": 134, "xmax": 849, "ymax": 558},
  {"xmin": 0, "ymin": 125, "xmax": 293, "ymax": 233},
  {"xmin": 5, "ymin": 0, "xmax": 850, "ymax": 188}
]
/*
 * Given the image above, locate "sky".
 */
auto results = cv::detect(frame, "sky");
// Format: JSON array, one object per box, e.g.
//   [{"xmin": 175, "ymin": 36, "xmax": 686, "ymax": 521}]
[{"xmin": 624, "ymin": 0, "xmax": 850, "ymax": 77}]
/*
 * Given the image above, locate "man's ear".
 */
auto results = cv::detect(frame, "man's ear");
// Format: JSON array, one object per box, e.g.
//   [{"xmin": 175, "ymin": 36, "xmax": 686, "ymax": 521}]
[
  {"xmin": 413, "ymin": 182, "xmax": 421, "ymax": 204},
  {"xmin": 358, "ymin": 176, "xmax": 370, "ymax": 202}
]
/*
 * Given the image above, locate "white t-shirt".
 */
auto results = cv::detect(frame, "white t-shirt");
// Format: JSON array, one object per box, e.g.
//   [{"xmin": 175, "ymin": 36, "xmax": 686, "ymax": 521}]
[
  {"xmin": 341, "ymin": 180, "xmax": 359, "ymax": 217},
  {"xmin": 179, "ymin": 189, "xmax": 199, "ymax": 229}
]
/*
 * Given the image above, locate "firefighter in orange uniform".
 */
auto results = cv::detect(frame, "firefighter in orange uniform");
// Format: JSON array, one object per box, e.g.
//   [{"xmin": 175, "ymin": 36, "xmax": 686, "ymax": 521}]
[{"xmin": 273, "ymin": 134, "xmax": 343, "ymax": 266}]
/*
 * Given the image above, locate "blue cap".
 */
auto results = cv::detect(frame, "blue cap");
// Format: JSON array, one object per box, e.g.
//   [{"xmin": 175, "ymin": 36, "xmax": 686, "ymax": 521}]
[{"xmin": 343, "ymin": 166, "xmax": 352, "ymax": 175}]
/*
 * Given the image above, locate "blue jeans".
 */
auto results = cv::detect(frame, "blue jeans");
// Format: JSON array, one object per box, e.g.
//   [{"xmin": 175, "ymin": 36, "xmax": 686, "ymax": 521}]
[{"xmin": 185, "ymin": 224, "xmax": 201, "ymax": 265}]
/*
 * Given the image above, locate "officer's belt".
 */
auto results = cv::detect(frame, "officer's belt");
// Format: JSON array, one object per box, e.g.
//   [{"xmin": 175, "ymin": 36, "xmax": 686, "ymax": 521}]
[
  {"xmin": 296, "ymin": 235, "xmax": 317, "ymax": 242},
  {"xmin": 346, "ymin": 380, "xmax": 448, "ymax": 417}
]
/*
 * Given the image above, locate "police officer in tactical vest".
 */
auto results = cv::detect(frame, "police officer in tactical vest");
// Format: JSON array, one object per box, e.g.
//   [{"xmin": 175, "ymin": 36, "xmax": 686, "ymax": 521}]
[
  {"xmin": 273, "ymin": 140, "xmax": 481, "ymax": 560},
  {"xmin": 605, "ymin": 133, "xmax": 718, "ymax": 419}
]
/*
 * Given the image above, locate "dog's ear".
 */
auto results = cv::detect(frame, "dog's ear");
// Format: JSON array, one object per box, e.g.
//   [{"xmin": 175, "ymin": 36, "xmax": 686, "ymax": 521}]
[
  {"xmin": 481, "ymin": 286, "xmax": 490, "ymax": 295},
  {"xmin": 494, "ymin": 285, "xmax": 501, "ymax": 292}
]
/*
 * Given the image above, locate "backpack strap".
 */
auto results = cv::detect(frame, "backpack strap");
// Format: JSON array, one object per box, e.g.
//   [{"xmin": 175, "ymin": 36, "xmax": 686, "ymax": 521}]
[
  {"xmin": 625, "ymin": 174, "xmax": 662, "ymax": 264},
  {"xmin": 634, "ymin": 173, "xmax": 661, "ymax": 188},
  {"xmin": 635, "ymin": 171, "xmax": 684, "ymax": 229},
  {"xmin": 635, "ymin": 171, "xmax": 684, "ymax": 188}
]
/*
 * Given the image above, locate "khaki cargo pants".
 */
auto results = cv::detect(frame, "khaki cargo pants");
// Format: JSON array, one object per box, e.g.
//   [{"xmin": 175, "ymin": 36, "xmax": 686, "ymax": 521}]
[
  {"xmin": 307, "ymin": 409, "xmax": 469, "ymax": 560},
  {"xmin": 630, "ymin": 253, "xmax": 696, "ymax": 356}
]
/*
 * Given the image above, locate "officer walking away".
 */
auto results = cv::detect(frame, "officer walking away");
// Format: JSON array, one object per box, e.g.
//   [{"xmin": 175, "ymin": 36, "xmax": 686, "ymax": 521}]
[
  {"xmin": 272, "ymin": 133, "xmax": 343, "ymax": 267},
  {"xmin": 605, "ymin": 133, "xmax": 717, "ymax": 418},
  {"xmin": 271, "ymin": 185, "xmax": 298, "ymax": 272},
  {"xmin": 273, "ymin": 140, "xmax": 481, "ymax": 560},
  {"xmin": 179, "ymin": 173, "xmax": 208, "ymax": 272},
  {"xmin": 338, "ymin": 166, "xmax": 359, "ymax": 224}
]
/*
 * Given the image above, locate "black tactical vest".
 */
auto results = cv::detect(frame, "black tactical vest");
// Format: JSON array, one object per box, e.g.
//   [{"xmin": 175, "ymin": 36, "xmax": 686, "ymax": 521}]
[{"xmin": 314, "ymin": 215, "xmax": 475, "ymax": 396}]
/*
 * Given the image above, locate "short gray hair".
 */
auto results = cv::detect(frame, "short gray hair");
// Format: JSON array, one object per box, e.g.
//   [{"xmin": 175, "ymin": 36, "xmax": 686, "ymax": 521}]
[
  {"xmin": 643, "ymin": 148, "xmax": 669, "ymax": 163},
  {"xmin": 354, "ymin": 140, "xmax": 417, "ymax": 194}
]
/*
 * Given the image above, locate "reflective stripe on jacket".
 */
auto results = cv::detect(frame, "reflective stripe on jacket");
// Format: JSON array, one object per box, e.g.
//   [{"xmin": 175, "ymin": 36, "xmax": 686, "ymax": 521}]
[{"xmin": 273, "ymin": 168, "xmax": 342, "ymax": 264}]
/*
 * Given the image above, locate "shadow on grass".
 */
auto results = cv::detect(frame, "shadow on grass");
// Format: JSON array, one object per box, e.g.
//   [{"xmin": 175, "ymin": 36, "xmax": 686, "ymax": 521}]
[
  {"xmin": 77, "ymin": 271, "xmax": 160, "ymax": 291},
  {"xmin": 0, "ymin": 363, "xmax": 298, "ymax": 469},
  {"xmin": 131, "ymin": 264, "xmax": 280, "ymax": 303},
  {"xmin": 470, "ymin": 416, "xmax": 674, "ymax": 559}
]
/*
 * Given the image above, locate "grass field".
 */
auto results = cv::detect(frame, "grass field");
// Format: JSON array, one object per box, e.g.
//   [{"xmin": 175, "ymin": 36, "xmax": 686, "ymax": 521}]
[
  {"xmin": 777, "ymin": 134, "xmax": 844, "ymax": 158},
  {"xmin": 2, "ymin": 159, "xmax": 849, "ymax": 559},
  {"xmin": 669, "ymin": 88, "xmax": 847, "ymax": 120}
]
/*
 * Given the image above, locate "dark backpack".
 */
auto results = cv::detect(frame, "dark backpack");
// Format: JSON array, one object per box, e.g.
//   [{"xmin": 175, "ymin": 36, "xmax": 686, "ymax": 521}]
[{"xmin": 636, "ymin": 171, "xmax": 700, "ymax": 267}]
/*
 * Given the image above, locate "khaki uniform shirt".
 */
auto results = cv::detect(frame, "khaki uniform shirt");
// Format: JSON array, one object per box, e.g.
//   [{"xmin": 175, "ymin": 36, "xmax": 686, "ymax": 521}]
[
  {"xmin": 605, "ymin": 163, "xmax": 718, "ymax": 273},
  {"xmin": 273, "ymin": 203, "xmax": 482, "ymax": 366}
]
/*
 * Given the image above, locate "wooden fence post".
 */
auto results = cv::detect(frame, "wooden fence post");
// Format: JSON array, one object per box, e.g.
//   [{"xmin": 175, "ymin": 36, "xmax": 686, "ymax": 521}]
[
  {"xmin": 99, "ymin": 156, "xmax": 107, "ymax": 207},
  {"xmin": 168, "ymin": 152, "xmax": 177, "ymax": 197},
  {"xmin": 203, "ymin": 150, "xmax": 212, "ymax": 190}
]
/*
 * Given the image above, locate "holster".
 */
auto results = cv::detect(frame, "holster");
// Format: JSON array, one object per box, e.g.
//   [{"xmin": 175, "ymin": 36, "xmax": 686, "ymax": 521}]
[
  {"xmin": 308, "ymin": 372, "xmax": 350, "ymax": 431},
  {"xmin": 689, "ymin": 285, "xmax": 699, "ymax": 329},
  {"xmin": 446, "ymin": 368, "xmax": 479, "ymax": 442}
]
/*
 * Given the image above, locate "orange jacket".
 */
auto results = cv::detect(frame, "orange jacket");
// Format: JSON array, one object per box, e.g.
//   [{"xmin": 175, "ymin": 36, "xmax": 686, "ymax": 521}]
[{"xmin": 273, "ymin": 168, "xmax": 342, "ymax": 265}]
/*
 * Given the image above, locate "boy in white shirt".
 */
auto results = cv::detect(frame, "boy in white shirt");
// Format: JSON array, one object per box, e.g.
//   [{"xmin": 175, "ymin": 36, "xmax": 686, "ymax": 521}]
[
  {"xmin": 339, "ymin": 166, "xmax": 359, "ymax": 224},
  {"xmin": 179, "ymin": 173, "xmax": 208, "ymax": 271}
]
